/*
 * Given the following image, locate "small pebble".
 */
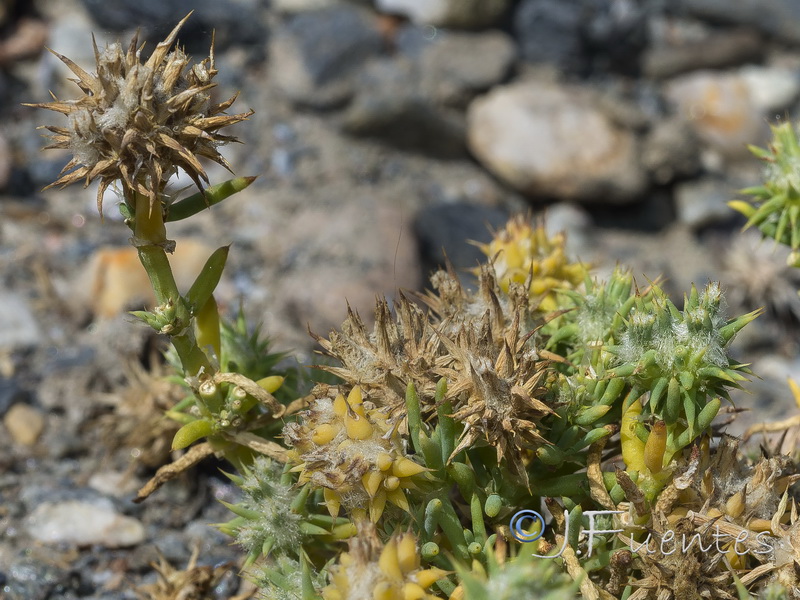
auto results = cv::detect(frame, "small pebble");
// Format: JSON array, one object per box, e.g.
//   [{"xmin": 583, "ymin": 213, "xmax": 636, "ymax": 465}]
[
  {"xmin": 3, "ymin": 403, "xmax": 44, "ymax": 446},
  {"xmin": 26, "ymin": 498, "xmax": 145, "ymax": 548}
]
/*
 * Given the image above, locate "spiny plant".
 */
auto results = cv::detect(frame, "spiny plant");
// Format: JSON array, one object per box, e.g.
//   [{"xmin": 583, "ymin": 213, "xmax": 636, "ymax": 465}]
[{"xmin": 30, "ymin": 14, "xmax": 800, "ymax": 600}]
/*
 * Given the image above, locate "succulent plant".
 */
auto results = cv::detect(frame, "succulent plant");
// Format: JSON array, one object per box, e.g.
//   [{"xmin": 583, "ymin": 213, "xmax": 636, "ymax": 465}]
[
  {"xmin": 321, "ymin": 525, "xmax": 447, "ymax": 600},
  {"xmin": 283, "ymin": 386, "xmax": 428, "ymax": 523},
  {"xmin": 474, "ymin": 215, "xmax": 587, "ymax": 313},
  {"xmin": 731, "ymin": 121, "xmax": 800, "ymax": 262}
]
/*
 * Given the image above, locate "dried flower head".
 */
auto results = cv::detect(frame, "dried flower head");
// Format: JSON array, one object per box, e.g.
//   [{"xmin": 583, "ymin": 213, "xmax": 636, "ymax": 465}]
[
  {"xmin": 283, "ymin": 386, "xmax": 428, "ymax": 523},
  {"xmin": 27, "ymin": 13, "xmax": 252, "ymax": 215}
]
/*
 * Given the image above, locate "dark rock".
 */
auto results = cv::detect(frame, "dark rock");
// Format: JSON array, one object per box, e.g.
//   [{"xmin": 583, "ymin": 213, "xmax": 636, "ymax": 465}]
[
  {"xmin": 341, "ymin": 59, "xmax": 467, "ymax": 157},
  {"xmin": 418, "ymin": 31, "xmax": 515, "ymax": 108},
  {"xmin": 79, "ymin": 0, "xmax": 267, "ymax": 55},
  {"xmin": 680, "ymin": 0, "xmax": 800, "ymax": 45},
  {"xmin": 270, "ymin": 5, "xmax": 384, "ymax": 108},
  {"xmin": 414, "ymin": 203, "xmax": 509, "ymax": 274},
  {"xmin": 514, "ymin": 0, "xmax": 583, "ymax": 71},
  {"xmin": 6, "ymin": 557, "xmax": 70, "ymax": 600},
  {"xmin": 0, "ymin": 378, "xmax": 27, "ymax": 417},
  {"xmin": 643, "ymin": 28, "xmax": 763, "ymax": 79},
  {"xmin": 582, "ymin": 0, "xmax": 649, "ymax": 75}
]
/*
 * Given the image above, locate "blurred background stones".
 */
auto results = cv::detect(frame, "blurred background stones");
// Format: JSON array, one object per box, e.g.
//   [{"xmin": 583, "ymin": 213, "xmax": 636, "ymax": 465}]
[{"xmin": 3, "ymin": 0, "xmax": 800, "ymax": 595}]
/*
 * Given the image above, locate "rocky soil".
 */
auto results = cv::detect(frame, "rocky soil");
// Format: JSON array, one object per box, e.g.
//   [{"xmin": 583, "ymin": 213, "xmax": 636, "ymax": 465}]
[{"xmin": 2, "ymin": 0, "xmax": 800, "ymax": 597}]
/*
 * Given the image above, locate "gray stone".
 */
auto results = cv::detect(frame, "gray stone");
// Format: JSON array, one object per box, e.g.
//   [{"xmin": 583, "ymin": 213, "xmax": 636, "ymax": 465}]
[
  {"xmin": 514, "ymin": 0, "xmax": 582, "ymax": 71},
  {"xmin": 418, "ymin": 31, "xmax": 515, "ymax": 107},
  {"xmin": 0, "ymin": 293, "xmax": 41, "ymax": 350},
  {"xmin": 642, "ymin": 118, "xmax": 701, "ymax": 184},
  {"xmin": 375, "ymin": 0, "xmax": 510, "ymax": 29},
  {"xmin": 270, "ymin": 6, "xmax": 383, "ymax": 108},
  {"xmin": 674, "ymin": 178, "xmax": 736, "ymax": 229},
  {"xmin": 680, "ymin": 0, "xmax": 800, "ymax": 45},
  {"xmin": 341, "ymin": 59, "xmax": 467, "ymax": 157},
  {"xmin": 643, "ymin": 29, "xmax": 763, "ymax": 79},
  {"xmin": 467, "ymin": 81, "xmax": 648, "ymax": 203}
]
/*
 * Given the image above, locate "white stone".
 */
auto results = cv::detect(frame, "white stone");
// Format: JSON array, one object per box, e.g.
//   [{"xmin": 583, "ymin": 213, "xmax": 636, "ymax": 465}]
[
  {"xmin": 740, "ymin": 66, "xmax": 800, "ymax": 113},
  {"xmin": 375, "ymin": 0, "xmax": 508, "ymax": 28},
  {"xmin": 27, "ymin": 498, "xmax": 145, "ymax": 547},
  {"xmin": 467, "ymin": 81, "xmax": 647, "ymax": 202},
  {"xmin": 0, "ymin": 293, "xmax": 41, "ymax": 349}
]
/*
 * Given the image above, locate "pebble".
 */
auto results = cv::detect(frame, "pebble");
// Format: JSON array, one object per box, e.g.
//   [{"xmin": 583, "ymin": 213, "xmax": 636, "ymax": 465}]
[
  {"xmin": 272, "ymin": 0, "xmax": 342, "ymax": 12},
  {"xmin": 270, "ymin": 5, "xmax": 384, "ymax": 108},
  {"xmin": 0, "ymin": 292, "xmax": 41, "ymax": 349},
  {"xmin": 467, "ymin": 81, "xmax": 648, "ymax": 203},
  {"xmin": 739, "ymin": 66, "xmax": 800, "ymax": 113},
  {"xmin": 418, "ymin": 31, "xmax": 515, "ymax": 107},
  {"xmin": 664, "ymin": 70, "xmax": 769, "ymax": 160},
  {"xmin": 0, "ymin": 378, "xmax": 27, "ymax": 418},
  {"xmin": 341, "ymin": 60, "xmax": 467, "ymax": 158},
  {"xmin": 681, "ymin": 0, "xmax": 800, "ymax": 45},
  {"xmin": 3, "ymin": 403, "xmax": 44, "ymax": 446},
  {"xmin": 641, "ymin": 117, "xmax": 701, "ymax": 184},
  {"xmin": 514, "ymin": 0, "xmax": 582, "ymax": 71},
  {"xmin": 73, "ymin": 239, "xmax": 218, "ymax": 319},
  {"xmin": 643, "ymin": 28, "xmax": 763, "ymax": 79},
  {"xmin": 674, "ymin": 177, "xmax": 737, "ymax": 229},
  {"xmin": 375, "ymin": 0, "xmax": 510, "ymax": 28},
  {"xmin": 26, "ymin": 498, "xmax": 146, "ymax": 548},
  {"xmin": 88, "ymin": 471, "xmax": 142, "ymax": 498}
]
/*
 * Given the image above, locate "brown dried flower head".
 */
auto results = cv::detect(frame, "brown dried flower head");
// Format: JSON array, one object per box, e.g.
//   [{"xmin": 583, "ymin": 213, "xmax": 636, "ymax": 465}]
[{"xmin": 27, "ymin": 13, "xmax": 252, "ymax": 215}]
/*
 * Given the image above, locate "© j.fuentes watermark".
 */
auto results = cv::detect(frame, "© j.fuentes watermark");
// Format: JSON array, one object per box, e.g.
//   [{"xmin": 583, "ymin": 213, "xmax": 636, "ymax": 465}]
[{"xmin": 510, "ymin": 509, "xmax": 774, "ymax": 558}]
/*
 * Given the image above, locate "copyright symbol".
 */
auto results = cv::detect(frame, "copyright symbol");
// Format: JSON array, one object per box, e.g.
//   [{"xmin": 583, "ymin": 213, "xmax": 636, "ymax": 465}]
[{"xmin": 510, "ymin": 510, "xmax": 545, "ymax": 543}]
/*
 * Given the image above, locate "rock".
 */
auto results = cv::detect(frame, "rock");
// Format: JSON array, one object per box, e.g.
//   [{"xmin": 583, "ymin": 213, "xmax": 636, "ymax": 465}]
[
  {"xmin": 272, "ymin": 0, "xmax": 341, "ymax": 12},
  {"xmin": 581, "ymin": 0, "xmax": 648, "ymax": 74},
  {"xmin": 543, "ymin": 203, "xmax": 593, "ymax": 259},
  {"xmin": 0, "ymin": 293, "xmax": 41, "ymax": 349},
  {"xmin": 0, "ymin": 17, "xmax": 48, "ymax": 66},
  {"xmin": 418, "ymin": 31, "xmax": 515, "ymax": 107},
  {"xmin": 739, "ymin": 66, "xmax": 800, "ymax": 113},
  {"xmin": 88, "ymin": 471, "xmax": 142, "ymax": 498},
  {"xmin": 414, "ymin": 202, "xmax": 509, "ymax": 273},
  {"xmin": 467, "ymin": 81, "xmax": 648, "ymax": 203},
  {"xmin": 0, "ymin": 378, "xmax": 27, "ymax": 417},
  {"xmin": 641, "ymin": 117, "xmax": 701, "ymax": 184},
  {"xmin": 26, "ymin": 498, "xmax": 145, "ymax": 548},
  {"xmin": 514, "ymin": 0, "xmax": 582, "ymax": 71},
  {"xmin": 674, "ymin": 178, "xmax": 737, "ymax": 229},
  {"xmin": 680, "ymin": 0, "xmax": 800, "ymax": 45},
  {"xmin": 664, "ymin": 70, "xmax": 770, "ymax": 160},
  {"xmin": 5, "ymin": 557, "xmax": 71, "ymax": 600},
  {"xmin": 3, "ymin": 403, "xmax": 44, "ymax": 446},
  {"xmin": 342, "ymin": 59, "xmax": 466, "ymax": 157},
  {"xmin": 73, "ymin": 239, "xmax": 218, "ymax": 319},
  {"xmin": 275, "ymin": 199, "xmax": 420, "ymax": 335},
  {"xmin": 643, "ymin": 29, "xmax": 763, "ymax": 79},
  {"xmin": 270, "ymin": 5, "xmax": 384, "ymax": 108},
  {"xmin": 375, "ymin": 0, "xmax": 510, "ymax": 29},
  {"xmin": 79, "ymin": 0, "xmax": 267, "ymax": 54}
]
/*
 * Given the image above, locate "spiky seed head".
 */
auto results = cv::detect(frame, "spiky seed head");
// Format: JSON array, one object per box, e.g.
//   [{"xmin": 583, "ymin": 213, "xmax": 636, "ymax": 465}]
[{"xmin": 26, "ymin": 13, "xmax": 253, "ymax": 215}]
